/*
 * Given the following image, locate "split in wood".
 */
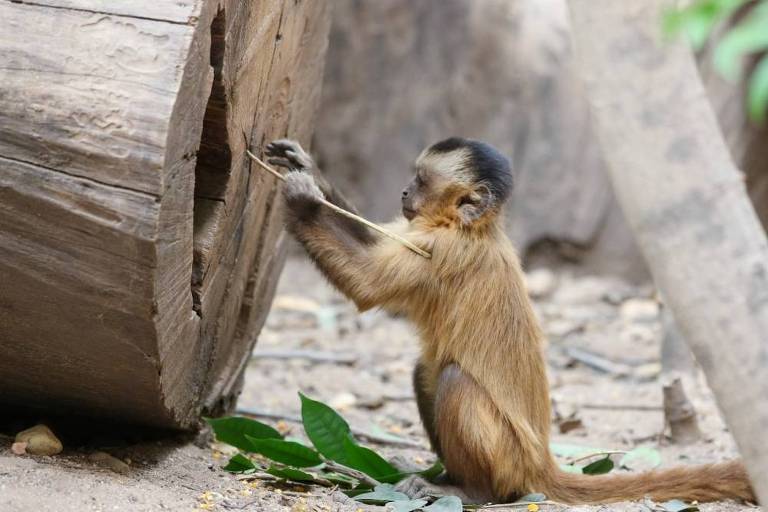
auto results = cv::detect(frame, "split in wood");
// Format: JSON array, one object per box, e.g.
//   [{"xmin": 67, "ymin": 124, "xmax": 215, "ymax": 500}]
[{"xmin": 244, "ymin": 146, "xmax": 432, "ymax": 259}]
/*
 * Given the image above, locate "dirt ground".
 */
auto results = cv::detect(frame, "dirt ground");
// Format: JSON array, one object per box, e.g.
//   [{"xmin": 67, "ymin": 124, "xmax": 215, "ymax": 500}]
[{"xmin": 0, "ymin": 257, "xmax": 760, "ymax": 512}]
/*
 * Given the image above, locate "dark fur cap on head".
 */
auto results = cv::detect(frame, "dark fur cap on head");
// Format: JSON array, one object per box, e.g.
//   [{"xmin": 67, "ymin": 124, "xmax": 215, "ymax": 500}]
[{"xmin": 428, "ymin": 137, "xmax": 513, "ymax": 204}]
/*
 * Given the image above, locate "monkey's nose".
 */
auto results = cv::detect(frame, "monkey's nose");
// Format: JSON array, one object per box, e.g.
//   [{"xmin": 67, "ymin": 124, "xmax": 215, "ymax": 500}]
[{"xmin": 402, "ymin": 189, "xmax": 409, "ymax": 198}]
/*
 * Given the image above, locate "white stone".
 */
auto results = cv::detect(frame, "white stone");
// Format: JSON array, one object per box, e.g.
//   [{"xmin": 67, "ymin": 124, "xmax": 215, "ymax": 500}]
[
  {"xmin": 620, "ymin": 298, "xmax": 660, "ymax": 324},
  {"xmin": 525, "ymin": 268, "xmax": 558, "ymax": 298}
]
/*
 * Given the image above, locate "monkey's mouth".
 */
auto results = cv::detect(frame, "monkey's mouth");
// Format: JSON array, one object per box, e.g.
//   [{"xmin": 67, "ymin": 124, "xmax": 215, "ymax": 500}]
[{"xmin": 402, "ymin": 207, "xmax": 417, "ymax": 220}]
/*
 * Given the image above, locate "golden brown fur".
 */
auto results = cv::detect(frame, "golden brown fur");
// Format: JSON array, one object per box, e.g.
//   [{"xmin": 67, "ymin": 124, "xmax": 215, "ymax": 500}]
[{"xmin": 274, "ymin": 138, "xmax": 755, "ymax": 505}]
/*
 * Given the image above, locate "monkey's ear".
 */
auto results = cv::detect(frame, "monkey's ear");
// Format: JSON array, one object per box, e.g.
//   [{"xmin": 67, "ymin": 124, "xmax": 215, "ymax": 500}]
[{"xmin": 457, "ymin": 184, "xmax": 493, "ymax": 225}]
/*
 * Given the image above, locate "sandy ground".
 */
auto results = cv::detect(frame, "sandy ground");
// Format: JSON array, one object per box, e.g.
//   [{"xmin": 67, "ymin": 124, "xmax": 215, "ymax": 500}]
[{"xmin": 0, "ymin": 257, "xmax": 760, "ymax": 512}]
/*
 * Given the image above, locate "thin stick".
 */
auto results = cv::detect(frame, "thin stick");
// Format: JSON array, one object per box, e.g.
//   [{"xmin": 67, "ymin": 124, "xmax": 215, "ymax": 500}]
[
  {"xmin": 322, "ymin": 460, "xmax": 381, "ymax": 488},
  {"xmin": 251, "ymin": 348, "xmax": 358, "ymax": 365},
  {"xmin": 566, "ymin": 450, "xmax": 627, "ymax": 465},
  {"xmin": 245, "ymin": 148, "xmax": 431, "ymax": 259}
]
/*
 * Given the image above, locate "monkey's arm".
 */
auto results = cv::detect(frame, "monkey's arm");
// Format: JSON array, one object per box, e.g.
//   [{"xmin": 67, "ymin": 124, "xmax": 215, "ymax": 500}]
[
  {"xmin": 282, "ymin": 172, "xmax": 429, "ymax": 311},
  {"xmin": 266, "ymin": 139, "xmax": 374, "ymax": 245}
]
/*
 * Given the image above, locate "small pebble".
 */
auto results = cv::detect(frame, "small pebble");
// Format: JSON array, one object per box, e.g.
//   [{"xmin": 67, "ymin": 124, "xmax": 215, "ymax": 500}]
[
  {"xmin": 89, "ymin": 451, "xmax": 130, "ymax": 475},
  {"xmin": 15, "ymin": 424, "xmax": 62, "ymax": 456},
  {"xmin": 525, "ymin": 268, "xmax": 558, "ymax": 298},
  {"xmin": 620, "ymin": 298, "xmax": 659, "ymax": 324}
]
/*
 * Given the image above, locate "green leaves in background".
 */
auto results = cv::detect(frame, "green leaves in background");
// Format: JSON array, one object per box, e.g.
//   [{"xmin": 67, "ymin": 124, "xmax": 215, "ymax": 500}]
[
  {"xmin": 341, "ymin": 436, "xmax": 400, "ymax": 483},
  {"xmin": 714, "ymin": 3, "xmax": 768, "ymax": 79},
  {"xmin": 299, "ymin": 392, "xmax": 352, "ymax": 462},
  {"xmin": 664, "ymin": 0, "xmax": 768, "ymax": 122},
  {"xmin": 422, "ymin": 496, "xmax": 463, "ymax": 511},
  {"xmin": 245, "ymin": 436, "xmax": 323, "ymax": 467},
  {"xmin": 581, "ymin": 456, "xmax": 614, "ymax": 475},
  {"xmin": 354, "ymin": 483, "xmax": 410, "ymax": 504},
  {"xmin": 265, "ymin": 464, "xmax": 316, "ymax": 482},
  {"xmin": 222, "ymin": 453, "xmax": 256, "ymax": 473},
  {"xmin": 660, "ymin": 499, "xmax": 701, "ymax": 512},
  {"xmin": 205, "ymin": 416, "xmax": 281, "ymax": 452},
  {"xmin": 390, "ymin": 499, "xmax": 430, "ymax": 512},
  {"xmin": 300, "ymin": 391, "xmax": 400, "ymax": 481},
  {"xmin": 662, "ymin": 0, "xmax": 748, "ymax": 49}
]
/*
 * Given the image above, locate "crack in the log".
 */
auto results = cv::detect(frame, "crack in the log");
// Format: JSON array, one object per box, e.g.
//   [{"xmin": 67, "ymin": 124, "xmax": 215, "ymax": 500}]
[
  {"xmin": 0, "ymin": 154, "xmax": 158, "ymax": 199},
  {"xmin": 3, "ymin": 0, "xmax": 194, "ymax": 26}
]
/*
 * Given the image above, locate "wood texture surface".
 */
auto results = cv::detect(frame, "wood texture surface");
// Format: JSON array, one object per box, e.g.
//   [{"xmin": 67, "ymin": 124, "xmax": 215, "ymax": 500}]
[{"xmin": 0, "ymin": 0, "xmax": 331, "ymax": 428}]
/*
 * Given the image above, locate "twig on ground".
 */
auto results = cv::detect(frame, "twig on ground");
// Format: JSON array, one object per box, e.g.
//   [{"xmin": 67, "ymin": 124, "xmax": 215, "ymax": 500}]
[
  {"xmin": 465, "ymin": 500, "xmax": 560, "ymax": 509},
  {"xmin": 565, "ymin": 450, "xmax": 627, "ymax": 465},
  {"xmin": 251, "ymin": 349, "xmax": 358, "ymax": 365},
  {"xmin": 236, "ymin": 407, "xmax": 425, "ymax": 449},
  {"xmin": 564, "ymin": 347, "xmax": 633, "ymax": 377},
  {"xmin": 570, "ymin": 402, "xmax": 663, "ymax": 411},
  {"xmin": 322, "ymin": 460, "xmax": 381, "ymax": 488}
]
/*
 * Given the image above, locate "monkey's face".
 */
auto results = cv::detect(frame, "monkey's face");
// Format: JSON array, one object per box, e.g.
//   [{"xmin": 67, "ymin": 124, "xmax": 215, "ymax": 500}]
[{"xmin": 403, "ymin": 147, "xmax": 494, "ymax": 226}]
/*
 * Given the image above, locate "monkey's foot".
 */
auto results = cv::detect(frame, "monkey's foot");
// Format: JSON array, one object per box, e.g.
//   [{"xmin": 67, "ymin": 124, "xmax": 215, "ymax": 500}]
[
  {"xmin": 265, "ymin": 139, "xmax": 314, "ymax": 171},
  {"xmin": 394, "ymin": 475, "xmax": 472, "ymax": 503}
]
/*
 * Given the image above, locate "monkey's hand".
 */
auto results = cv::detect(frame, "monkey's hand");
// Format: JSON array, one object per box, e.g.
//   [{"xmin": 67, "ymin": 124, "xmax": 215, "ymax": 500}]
[
  {"xmin": 282, "ymin": 171, "xmax": 325, "ymax": 221},
  {"xmin": 266, "ymin": 139, "xmax": 314, "ymax": 172}
]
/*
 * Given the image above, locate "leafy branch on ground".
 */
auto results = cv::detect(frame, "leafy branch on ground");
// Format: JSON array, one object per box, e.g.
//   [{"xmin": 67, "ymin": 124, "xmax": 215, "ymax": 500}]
[
  {"xmin": 207, "ymin": 393, "xmax": 687, "ymax": 510},
  {"xmin": 664, "ymin": 0, "xmax": 768, "ymax": 122}
]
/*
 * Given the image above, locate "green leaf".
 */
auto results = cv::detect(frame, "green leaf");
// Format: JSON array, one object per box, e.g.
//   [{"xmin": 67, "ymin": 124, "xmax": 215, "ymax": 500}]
[
  {"xmin": 265, "ymin": 464, "xmax": 316, "ymax": 482},
  {"xmin": 661, "ymin": 499, "xmax": 700, "ymax": 512},
  {"xmin": 714, "ymin": 4, "xmax": 768, "ymax": 80},
  {"xmin": 516, "ymin": 493, "xmax": 547, "ymax": 503},
  {"xmin": 299, "ymin": 392, "xmax": 352, "ymax": 463},
  {"xmin": 321, "ymin": 471, "xmax": 360, "ymax": 489},
  {"xmin": 662, "ymin": 0, "xmax": 748, "ymax": 49},
  {"xmin": 620, "ymin": 446, "xmax": 662, "ymax": 471},
  {"xmin": 419, "ymin": 460, "xmax": 445, "ymax": 480},
  {"xmin": 423, "ymin": 495, "xmax": 463, "ymax": 511},
  {"xmin": 748, "ymin": 54, "xmax": 768, "ymax": 123},
  {"xmin": 389, "ymin": 499, "xmax": 429, "ymax": 512},
  {"xmin": 245, "ymin": 436, "xmax": 323, "ymax": 467},
  {"xmin": 342, "ymin": 436, "xmax": 401, "ymax": 483},
  {"xmin": 582, "ymin": 456, "xmax": 614, "ymax": 475},
  {"xmin": 222, "ymin": 453, "xmax": 256, "ymax": 473},
  {"xmin": 206, "ymin": 416, "xmax": 281, "ymax": 451},
  {"xmin": 354, "ymin": 483, "xmax": 410, "ymax": 503}
]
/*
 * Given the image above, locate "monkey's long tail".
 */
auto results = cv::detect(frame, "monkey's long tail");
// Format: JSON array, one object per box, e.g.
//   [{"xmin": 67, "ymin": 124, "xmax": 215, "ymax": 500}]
[{"xmin": 543, "ymin": 460, "xmax": 755, "ymax": 505}]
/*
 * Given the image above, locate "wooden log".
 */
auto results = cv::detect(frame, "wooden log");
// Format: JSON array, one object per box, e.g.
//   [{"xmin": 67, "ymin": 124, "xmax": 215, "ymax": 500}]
[{"xmin": 0, "ymin": 0, "xmax": 331, "ymax": 428}]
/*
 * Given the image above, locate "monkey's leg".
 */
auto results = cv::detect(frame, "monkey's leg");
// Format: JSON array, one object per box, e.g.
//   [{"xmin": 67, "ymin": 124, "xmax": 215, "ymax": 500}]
[
  {"xmin": 413, "ymin": 359, "xmax": 440, "ymax": 454},
  {"xmin": 433, "ymin": 364, "xmax": 527, "ymax": 503}
]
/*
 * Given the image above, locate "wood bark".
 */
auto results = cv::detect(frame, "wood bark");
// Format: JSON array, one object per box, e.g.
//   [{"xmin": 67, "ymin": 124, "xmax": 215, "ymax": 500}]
[
  {"xmin": 569, "ymin": 0, "xmax": 768, "ymax": 501},
  {"xmin": 0, "ymin": 0, "xmax": 331, "ymax": 428}
]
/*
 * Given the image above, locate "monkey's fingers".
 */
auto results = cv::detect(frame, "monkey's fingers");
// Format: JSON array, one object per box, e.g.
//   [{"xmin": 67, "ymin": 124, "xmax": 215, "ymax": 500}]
[
  {"xmin": 267, "ymin": 157, "xmax": 302, "ymax": 171},
  {"xmin": 265, "ymin": 139, "xmax": 302, "ymax": 156}
]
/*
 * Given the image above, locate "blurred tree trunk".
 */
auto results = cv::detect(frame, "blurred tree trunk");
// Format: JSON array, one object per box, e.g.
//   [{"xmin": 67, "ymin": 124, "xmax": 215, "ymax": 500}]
[{"xmin": 569, "ymin": 0, "xmax": 768, "ymax": 502}]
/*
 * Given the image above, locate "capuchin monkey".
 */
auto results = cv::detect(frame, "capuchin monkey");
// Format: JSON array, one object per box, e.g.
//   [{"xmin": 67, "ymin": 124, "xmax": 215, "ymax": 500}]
[{"xmin": 265, "ymin": 138, "xmax": 755, "ymax": 505}]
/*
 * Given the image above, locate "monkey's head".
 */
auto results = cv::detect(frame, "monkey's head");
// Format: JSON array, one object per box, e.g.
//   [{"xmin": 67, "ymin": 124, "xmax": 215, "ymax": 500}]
[{"xmin": 401, "ymin": 137, "xmax": 512, "ymax": 227}]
